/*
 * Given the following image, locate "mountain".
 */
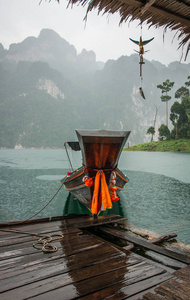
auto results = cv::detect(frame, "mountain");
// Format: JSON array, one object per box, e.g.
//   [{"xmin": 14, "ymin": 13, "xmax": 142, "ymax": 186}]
[
  {"xmin": 1, "ymin": 29, "xmax": 103, "ymax": 75},
  {"xmin": 0, "ymin": 29, "xmax": 189, "ymax": 148}
]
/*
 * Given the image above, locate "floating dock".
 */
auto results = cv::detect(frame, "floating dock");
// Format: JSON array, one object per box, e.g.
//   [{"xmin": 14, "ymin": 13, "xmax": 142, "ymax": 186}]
[{"xmin": 0, "ymin": 215, "xmax": 189, "ymax": 299}]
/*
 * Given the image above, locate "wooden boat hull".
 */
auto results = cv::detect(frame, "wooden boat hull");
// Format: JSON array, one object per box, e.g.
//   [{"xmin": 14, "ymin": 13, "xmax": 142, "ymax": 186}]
[
  {"xmin": 62, "ymin": 129, "xmax": 130, "ymax": 212},
  {"xmin": 62, "ymin": 167, "xmax": 129, "ymax": 209}
]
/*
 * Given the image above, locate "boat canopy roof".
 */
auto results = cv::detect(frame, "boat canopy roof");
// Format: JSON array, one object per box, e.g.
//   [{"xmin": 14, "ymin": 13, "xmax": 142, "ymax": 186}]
[{"xmin": 76, "ymin": 129, "xmax": 130, "ymax": 170}]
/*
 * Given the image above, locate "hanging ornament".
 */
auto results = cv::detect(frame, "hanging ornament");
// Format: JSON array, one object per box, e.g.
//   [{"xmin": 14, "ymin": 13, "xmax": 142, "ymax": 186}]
[
  {"xmin": 82, "ymin": 176, "xmax": 93, "ymax": 187},
  {"xmin": 129, "ymin": 23, "xmax": 154, "ymax": 100},
  {"xmin": 109, "ymin": 171, "xmax": 119, "ymax": 202}
]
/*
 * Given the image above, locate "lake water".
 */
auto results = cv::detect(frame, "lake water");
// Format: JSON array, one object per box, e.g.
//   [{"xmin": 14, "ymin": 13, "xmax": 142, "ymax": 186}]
[{"xmin": 0, "ymin": 149, "xmax": 189, "ymax": 245}]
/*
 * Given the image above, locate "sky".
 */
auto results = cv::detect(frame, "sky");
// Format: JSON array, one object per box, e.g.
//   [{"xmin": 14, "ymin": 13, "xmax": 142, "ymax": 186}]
[{"xmin": 1, "ymin": 0, "xmax": 189, "ymax": 66}]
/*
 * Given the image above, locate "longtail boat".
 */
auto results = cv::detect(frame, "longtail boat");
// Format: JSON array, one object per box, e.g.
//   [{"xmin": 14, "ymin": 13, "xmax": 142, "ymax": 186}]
[{"xmin": 61, "ymin": 129, "xmax": 130, "ymax": 217}]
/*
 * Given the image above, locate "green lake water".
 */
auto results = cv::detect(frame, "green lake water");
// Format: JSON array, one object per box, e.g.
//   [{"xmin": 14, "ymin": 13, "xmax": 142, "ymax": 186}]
[{"xmin": 0, "ymin": 149, "xmax": 189, "ymax": 244}]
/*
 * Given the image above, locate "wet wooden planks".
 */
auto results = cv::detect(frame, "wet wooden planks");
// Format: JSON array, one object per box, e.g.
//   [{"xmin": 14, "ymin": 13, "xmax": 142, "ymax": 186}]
[
  {"xmin": 59, "ymin": 214, "xmax": 127, "ymax": 229},
  {"xmin": 143, "ymin": 266, "xmax": 190, "ymax": 300},
  {"xmin": 0, "ymin": 215, "xmax": 174, "ymax": 299},
  {"xmin": 0, "ymin": 214, "xmax": 126, "ymax": 229},
  {"xmin": 99, "ymin": 225, "xmax": 190, "ymax": 264}
]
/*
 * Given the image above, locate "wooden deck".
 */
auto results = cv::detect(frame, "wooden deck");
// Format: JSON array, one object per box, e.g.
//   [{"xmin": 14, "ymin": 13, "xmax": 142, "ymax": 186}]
[
  {"xmin": 0, "ymin": 214, "xmax": 189, "ymax": 299},
  {"xmin": 143, "ymin": 266, "xmax": 190, "ymax": 300}
]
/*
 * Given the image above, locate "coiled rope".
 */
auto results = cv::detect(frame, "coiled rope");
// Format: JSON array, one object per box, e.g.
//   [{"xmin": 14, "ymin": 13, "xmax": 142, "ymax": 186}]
[
  {"xmin": 1, "ymin": 227, "xmax": 64, "ymax": 253},
  {"xmin": 0, "ymin": 182, "xmax": 64, "ymax": 253},
  {"xmin": 33, "ymin": 233, "xmax": 64, "ymax": 253}
]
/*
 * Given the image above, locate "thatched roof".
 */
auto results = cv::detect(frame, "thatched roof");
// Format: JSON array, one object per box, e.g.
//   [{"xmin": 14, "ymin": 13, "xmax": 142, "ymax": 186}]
[{"xmin": 66, "ymin": 0, "xmax": 190, "ymax": 60}]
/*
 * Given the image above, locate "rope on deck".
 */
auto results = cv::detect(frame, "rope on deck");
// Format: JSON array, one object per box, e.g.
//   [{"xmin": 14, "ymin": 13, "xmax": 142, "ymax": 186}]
[
  {"xmin": 0, "ymin": 183, "xmax": 65, "ymax": 253},
  {"xmin": 33, "ymin": 233, "xmax": 64, "ymax": 253},
  {"xmin": 0, "ymin": 228, "xmax": 64, "ymax": 253}
]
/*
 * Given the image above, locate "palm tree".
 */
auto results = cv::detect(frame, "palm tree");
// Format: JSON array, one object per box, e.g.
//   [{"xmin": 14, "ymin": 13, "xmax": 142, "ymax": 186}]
[{"xmin": 157, "ymin": 79, "xmax": 174, "ymax": 127}]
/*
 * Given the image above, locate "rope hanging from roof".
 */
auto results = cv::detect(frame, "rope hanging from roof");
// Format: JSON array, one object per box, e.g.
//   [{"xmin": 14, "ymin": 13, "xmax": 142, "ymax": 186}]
[{"xmin": 129, "ymin": 19, "xmax": 154, "ymax": 99}]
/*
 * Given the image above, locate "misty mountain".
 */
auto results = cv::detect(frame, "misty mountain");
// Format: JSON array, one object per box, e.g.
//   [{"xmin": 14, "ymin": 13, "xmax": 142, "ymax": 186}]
[
  {"xmin": 1, "ymin": 29, "xmax": 103, "ymax": 75},
  {"xmin": 0, "ymin": 29, "xmax": 189, "ymax": 148}
]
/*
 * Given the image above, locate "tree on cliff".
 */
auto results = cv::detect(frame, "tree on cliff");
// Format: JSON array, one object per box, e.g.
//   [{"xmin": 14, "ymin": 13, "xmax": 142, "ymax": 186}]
[
  {"xmin": 157, "ymin": 79, "xmax": 174, "ymax": 128},
  {"xmin": 170, "ymin": 76, "xmax": 190, "ymax": 139},
  {"xmin": 146, "ymin": 126, "xmax": 155, "ymax": 142},
  {"xmin": 158, "ymin": 124, "xmax": 170, "ymax": 140}
]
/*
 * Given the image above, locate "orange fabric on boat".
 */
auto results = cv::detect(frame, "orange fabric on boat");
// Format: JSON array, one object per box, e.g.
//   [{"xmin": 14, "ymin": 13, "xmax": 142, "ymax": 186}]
[
  {"xmin": 91, "ymin": 171, "xmax": 101, "ymax": 214},
  {"xmin": 91, "ymin": 170, "xmax": 112, "ymax": 214},
  {"xmin": 101, "ymin": 172, "xmax": 112, "ymax": 210}
]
